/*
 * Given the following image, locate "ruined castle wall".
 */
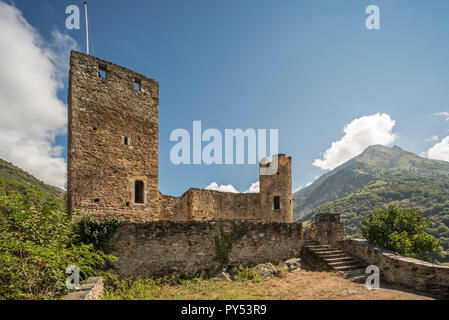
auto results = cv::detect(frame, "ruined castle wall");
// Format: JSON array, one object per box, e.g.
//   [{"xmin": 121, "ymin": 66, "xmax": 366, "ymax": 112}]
[
  {"xmin": 302, "ymin": 222, "xmax": 345, "ymax": 245},
  {"xmin": 110, "ymin": 221, "xmax": 303, "ymax": 278},
  {"xmin": 259, "ymin": 155, "xmax": 293, "ymax": 223},
  {"xmin": 157, "ymin": 188, "xmax": 290, "ymax": 223},
  {"xmin": 68, "ymin": 51, "xmax": 160, "ymax": 222},
  {"xmin": 186, "ymin": 189, "xmax": 261, "ymax": 221},
  {"xmin": 341, "ymin": 239, "xmax": 449, "ymax": 297},
  {"xmin": 158, "ymin": 193, "xmax": 189, "ymax": 221}
]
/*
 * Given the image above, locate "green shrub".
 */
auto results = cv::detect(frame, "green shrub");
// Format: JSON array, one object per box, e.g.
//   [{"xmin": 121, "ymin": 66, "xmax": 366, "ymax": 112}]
[
  {"xmin": 361, "ymin": 206, "xmax": 440, "ymax": 261},
  {"xmin": 214, "ymin": 221, "xmax": 247, "ymax": 265},
  {"xmin": 0, "ymin": 195, "xmax": 115, "ymax": 300},
  {"xmin": 74, "ymin": 215, "xmax": 121, "ymax": 253},
  {"xmin": 232, "ymin": 265, "xmax": 262, "ymax": 282}
]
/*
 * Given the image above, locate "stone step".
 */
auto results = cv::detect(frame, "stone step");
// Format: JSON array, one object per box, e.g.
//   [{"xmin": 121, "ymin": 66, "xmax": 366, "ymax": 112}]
[
  {"xmin": 324, "ymin": 256, "xmax": 353, "ymax": 263},
  {"xmin": 305, "ymin": 245, "xmax": 331, "ymax": 250},
  {"xmin": 313, "ymin": 249, "xmax": 337, "ymax": 253},
  {"xmin": 328, "ymin": 260, "xmax": 358, "ymax": 267},
  {"xmin": 307, "ymin": 244, "xmax": 332, "ymax": 248},
  {"xmin": 316, "ymin": 250, "xmax": 345, "ymax": 256},
  {"xmin": 333, "ymin": 264, "xmax": 365, "ymax": 271},
  {"xmin": 347, "ymin": 274, "xmax": 369, "ymax": 283},
  {"xmin": 309, "ymin": 246, "xmax": 332, "ymax": 250},
  {"xmin": 341, "ymin": 268, "xmax": 367, "ymax": 277},
  {"xmin": 321, "ymin": 253, "xmax": 348, "ymax": 259}
]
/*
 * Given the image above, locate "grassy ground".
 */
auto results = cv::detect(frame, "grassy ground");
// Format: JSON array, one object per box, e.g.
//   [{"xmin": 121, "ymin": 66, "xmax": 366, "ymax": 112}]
[{"xmin": 104, "ymin": 265, "xmax": 435, "ymax": 300}]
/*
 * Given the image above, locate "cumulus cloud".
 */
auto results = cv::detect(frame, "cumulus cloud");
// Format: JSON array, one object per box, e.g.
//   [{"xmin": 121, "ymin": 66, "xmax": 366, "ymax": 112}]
[
  {"xmin": 0, "ymin": 1, "xmax": 77, "ymax": 188},
  {"xmin": 425, "ymin": 135, "xmax": 439, "ymax": 142},
  {"xmin": 426, "ymin": 136, "xmax": 449, "ymax": 162},
  {"xmin": 205, "ymin": 181, "xmax": 260, "ymax": 193},
  {"xmin": 313, "ymin": 113, "xmax": 397, "ymax": 171},
  {"xmin": 434, "ymin": 112, "xmax": 449, "ymax": 121},
  {"xmin": 245, "ymin": 181, "xmax": 259, "ymax": 193},
  {"xmin": 205, "ymin": 182, "xmax": 239, "ymax": 193}
]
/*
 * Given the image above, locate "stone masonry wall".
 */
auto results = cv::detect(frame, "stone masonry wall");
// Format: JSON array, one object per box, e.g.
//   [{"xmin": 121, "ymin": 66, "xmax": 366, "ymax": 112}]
[
  {"xmin": 157, "ymin": 186, "xmax": 291, "ymax": 223},
  {"xmin": 68, "ymin": 51, "xmax": 160, "ymax": 222},
  {"xmin": 340, "ymin": 239, "xmax": 449, "ymax": 297},
  {"xmin": 259, "ymin": 154, "xmax": 293, "ymax": 223},
  {"xmin": 110, "ymin": 221, "xmax": 303, "ymax": 278},
  {"xmin": 303, "ymin": 221, "xmax": 345, "ymax": 245},
  {"xmin": 185, "ymin": 189, "xmax": 261, "ymax": 221}
]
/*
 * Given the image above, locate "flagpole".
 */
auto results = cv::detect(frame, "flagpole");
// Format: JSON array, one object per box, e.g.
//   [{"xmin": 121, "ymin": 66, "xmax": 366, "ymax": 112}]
[{"xmin": 84, "ymin": 2, "xmax": 89, "ymax": 55}]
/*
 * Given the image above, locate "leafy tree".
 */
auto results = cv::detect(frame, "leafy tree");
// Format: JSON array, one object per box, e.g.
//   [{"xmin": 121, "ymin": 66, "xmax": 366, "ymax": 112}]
[
  {"xmin": 361, "ymin": 206, "xmax": 440, "ymax": 261},
  {"xmin": 0, "ymin": 194, "xmax": 115, "ymax": 299}
]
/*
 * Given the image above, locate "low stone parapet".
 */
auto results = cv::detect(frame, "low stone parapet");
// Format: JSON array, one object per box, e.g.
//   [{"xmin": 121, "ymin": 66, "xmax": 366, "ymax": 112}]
[
  {"xmin": 340, "ymin": 239, "xmax": 449, "ymax": 297},
  {"xmin": 63, "ymin": 277, "xmax": 104, "ymax": 300}
]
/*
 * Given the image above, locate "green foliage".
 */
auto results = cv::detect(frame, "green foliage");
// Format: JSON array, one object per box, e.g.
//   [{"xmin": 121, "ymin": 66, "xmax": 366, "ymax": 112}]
[
  {"xmin": 361, "ymin": 206, "xmax": 440, "ymax": 261},
  {"xmin": 104, "ymin": 277, "xmax": 164, "ymax": 300},
  {"xmin": 0, "ymin": 158, "xmax": 64, "ymax": 200},
  {"xmin": 0, "ymin": 195, "xmax": 115, "ymax": 300},
  {"xmin": 214, "ymin": 221, "xmax": 247, "ymax": 265},
  {"xmin": 296, "ymin": 145, "xmax": 449, "ymax": 262},
  {"xmin": 74, "ymin": 215, "xmax": 121, "ymax": 253},
  {"xmin": 231, "ymin": 265, "xmax": 262, "ymax": 282}
]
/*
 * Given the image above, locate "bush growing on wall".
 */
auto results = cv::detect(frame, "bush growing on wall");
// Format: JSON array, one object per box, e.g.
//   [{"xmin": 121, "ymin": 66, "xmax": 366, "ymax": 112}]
[
  {"xmin": 74, "ymin": 215, "xmax": 121, "ymax": 253},
  {"xmin": 214, "ymin": 221, "xmax": 247, "ymax": 265},
  {"xmin": 361, "ymin": 205, "xmax": 440, "ymax": 261},
  {"xmin": 0, "ymin": 195, "xmax": 115, "ymax": 300}
]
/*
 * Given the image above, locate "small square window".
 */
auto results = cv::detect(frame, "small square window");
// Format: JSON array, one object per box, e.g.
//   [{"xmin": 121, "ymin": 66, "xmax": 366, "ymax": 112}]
[
  {"xmin": 98, "ymin": 65, "xmax": 107, "ymax": 79},
  {"xmin": 134, "ymin": 79, "xmax": 141, "ymax": 91}
]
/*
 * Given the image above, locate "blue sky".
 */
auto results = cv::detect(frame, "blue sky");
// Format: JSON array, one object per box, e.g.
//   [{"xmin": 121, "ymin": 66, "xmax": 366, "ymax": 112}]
[{"xmin": 2, "ymin": 0, "xmax": 449, "ymax": 194}]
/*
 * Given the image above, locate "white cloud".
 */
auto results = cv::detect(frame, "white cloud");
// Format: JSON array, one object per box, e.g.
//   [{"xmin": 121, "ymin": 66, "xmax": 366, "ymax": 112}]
[
  {"xmin": 205, "ymin": 181, "xmax": 260, "ymax": 193},
  {"xmin": 426, "ymin": 136, "xmax": 449, "ymax": 162},
  {"xmin": 313, "ymin": 113, "xmax": 397, "ymax": 171},
  {"xmin": 245, "ymin": 181, "xmax": 259, "ymax": 193},
  {"xmin": 0, "ymin": 1, "xmax": 77, "ymax": 188},
  {"xmin": 205, "ymin": 182, "xmax": 239, "ymax": 193},
  {"xmin": 425, "ymin": 135, "xmax": 439, "ymax": 142},
  {"xmin": 434, "ymin": 112, "xmax": 449, "ymax": 121}
]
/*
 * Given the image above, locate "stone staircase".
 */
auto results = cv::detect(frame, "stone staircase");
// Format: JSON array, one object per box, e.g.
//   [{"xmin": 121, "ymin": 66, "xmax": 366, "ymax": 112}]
[{"xmin": 304, "ymin": 243, "xmax": 368, "ymax": 283}]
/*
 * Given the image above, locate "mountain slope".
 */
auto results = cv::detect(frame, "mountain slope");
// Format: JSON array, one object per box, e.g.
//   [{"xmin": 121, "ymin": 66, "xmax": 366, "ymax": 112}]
[
  {"xmin": 0, "ymin": 158, "xmax": 65, "ymax": 199},
  {"xmin": 293, "ymin": 145, "xmax": 449, "ymax": 259}
]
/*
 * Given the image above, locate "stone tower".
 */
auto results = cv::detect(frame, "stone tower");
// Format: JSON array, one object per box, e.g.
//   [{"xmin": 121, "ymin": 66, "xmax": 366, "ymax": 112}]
[
  {"xmin": 67, "ymin": 51, "xmax": 160, "ymax": 221},
  {"xmin": 259, "ymin": 154, "xmax": 293, "ymax": 223}
]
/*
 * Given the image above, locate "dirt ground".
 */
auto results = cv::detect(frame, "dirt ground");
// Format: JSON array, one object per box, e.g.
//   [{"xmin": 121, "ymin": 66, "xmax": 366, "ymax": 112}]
[
  {"xmin": 261, "ymin": 267, "xmax": 435, "ymax": 300},
  {"xmin": 105, "ymin": 264, "xmax": 438, "ymax": 300}
]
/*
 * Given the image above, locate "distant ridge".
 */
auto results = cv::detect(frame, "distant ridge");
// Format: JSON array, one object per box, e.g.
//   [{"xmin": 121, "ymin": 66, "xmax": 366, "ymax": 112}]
[
  {"xmin": 0, "ymin": 158, "xmax": 65, "ymax": 199},
  {"xmin": 294, "ymin": 145, "xmax": 449, "ymax": 260}
]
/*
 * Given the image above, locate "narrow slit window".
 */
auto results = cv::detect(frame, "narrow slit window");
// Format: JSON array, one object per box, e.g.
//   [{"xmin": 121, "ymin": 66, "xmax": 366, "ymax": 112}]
[
  {"xmin": 98, "ymin": 65, "xmax": 107, "ymax": 79},
  {"xmin": 134, "ymin": 79, "xmax": 141, "ymax": 91},
  {"xmin": 274, "ymin": 196, "xmax": 280, "ymax": 210},
  {"xmin": 134, "ymin": 180, "xmax": 144, "ymax": 204},
  {"xmin": 123, "ymin": 136, "xmax": 130, "ymax": 146}
]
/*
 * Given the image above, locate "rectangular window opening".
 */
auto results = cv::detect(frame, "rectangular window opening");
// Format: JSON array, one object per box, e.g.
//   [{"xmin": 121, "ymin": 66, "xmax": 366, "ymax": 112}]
[
  {"xmin": 134, "ymin": 180, "xmax": 144, "ymax": 204},
  {"xmin": 134, "ymin": 79, "xmax": 141, "ymax": 91},
  {"xmin": 123, "ymin": 136, "xmax": 131, "ymax": 146},
  {"xmin": 274, "ymin": 196, "xmax": 280, "ymax": 210},
  {"xmin": 98, "ymin": 65, "xmax": 107, "ymax": 79}
]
